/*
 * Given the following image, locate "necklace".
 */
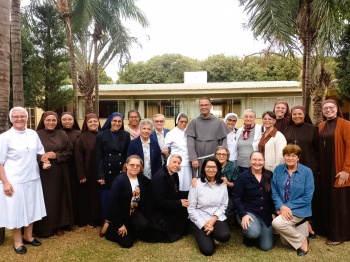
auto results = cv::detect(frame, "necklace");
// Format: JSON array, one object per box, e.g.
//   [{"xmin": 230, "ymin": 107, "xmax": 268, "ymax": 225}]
[
  {"xmin": 321, "ymin": 119, "xmax": 336, "ymax": 147},
  {"xmin": 292, "ymin": 124, "xmax": 304, "ymax": 145}
]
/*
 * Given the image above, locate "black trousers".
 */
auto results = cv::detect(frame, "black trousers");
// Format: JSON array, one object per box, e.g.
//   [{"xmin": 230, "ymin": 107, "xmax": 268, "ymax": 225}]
[
  {"xmin": 190, "ymin": 220, "xmax": 231, "ymax": 256},
  {"xmin": 105, "ymin": 210, "xmax": 148, "ymax": 248}
]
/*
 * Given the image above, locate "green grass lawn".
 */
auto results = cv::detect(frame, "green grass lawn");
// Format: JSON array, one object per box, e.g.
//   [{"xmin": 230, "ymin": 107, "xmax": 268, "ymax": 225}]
[{"xmin": 1, "ymin": 226, "xmax": 349, "ymax": 262}]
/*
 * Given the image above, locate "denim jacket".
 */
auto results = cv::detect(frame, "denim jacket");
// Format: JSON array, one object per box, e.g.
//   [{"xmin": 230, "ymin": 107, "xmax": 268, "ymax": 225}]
[{"xmin": 271, "ymin": 163, "xmax": 314, "ymax": 217}]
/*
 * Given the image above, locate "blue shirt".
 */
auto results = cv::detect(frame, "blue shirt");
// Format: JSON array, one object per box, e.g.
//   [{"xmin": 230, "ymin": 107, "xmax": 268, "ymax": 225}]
[{"xmin": 272, "ymin": 163, "xmax": 314, "ymax": 217}]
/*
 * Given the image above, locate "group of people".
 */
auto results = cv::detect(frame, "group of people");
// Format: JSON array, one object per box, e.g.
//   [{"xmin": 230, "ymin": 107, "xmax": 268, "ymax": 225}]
[{"xmin": 0, "ymin": 96, "xmax": 349, "ymax": 257}]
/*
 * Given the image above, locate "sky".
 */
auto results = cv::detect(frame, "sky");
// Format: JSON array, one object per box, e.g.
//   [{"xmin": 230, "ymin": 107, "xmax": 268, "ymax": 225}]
[{"xmin": 21, "ymin": 0, "xmax": 267, "ymax": 81}]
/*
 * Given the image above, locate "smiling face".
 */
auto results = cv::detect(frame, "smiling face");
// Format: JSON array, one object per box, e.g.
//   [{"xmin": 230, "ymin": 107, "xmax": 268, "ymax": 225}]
[
  {"xmin": 274, "ymin": 103, "xmax": 287, "ymax": 119},
  {"xmin": 128, "ymin": 112, "xmax": 140, "ymax": 128},
  {"xmin": 225, "ymin": 117, "xmax": 237, "ymax": 131},
  {"xmin": 204, "ymin": 161, "xmax": 218, "ymax": 181},
  {"xmin": 291, "ymin": 109, "xmax": 305, "ymax": 125},
  {"xmin": 199, "ymin": 98, "xmax": 212, "ymax": 117},
  {"xmin": 110, "ymin": 116, "xmax": 123, "ymax": 132},
  {"xmin": 283, "ymin": 153, "xmax": 300, "ymax": 169},
  {"xmin": 243, "ymin": 111, "xmax": 255, "ymax": 127},
  {"xmin": 262, "ymin": 113, "xmax": 276, "ymax": 129},
  {"xmin": 140, "ymin": 124, "xmax": 152, "ymax": 140},
  {"xmin": 250, "ymin": 152, "xmax": 264, "ymax": 172},
  {"xmin": 322, "ymin": 102, "xmax": 338, "ymax": 120},
  {"xmin": 44, "ymin": 115, "xmax": 58, "ymax": 130},
  {"xmin": 11, "ymin": 110, "xmax": 27, "ymax": 131},
  {"xmin": 87, "ymin": 118, "xmax": 99, "ymax": 132},
  {"xmin": 153, "ymin": 115, "xmax": 165, "ymax": 132},
  {"xmin": 126, "ymin": 158, "xmax": 142, "ymax": 178},
  {"xmin": 167, "ymin": 156, "xmax": 182, "ymax": 173},
  {"xmin": 176, "ymin": 117, "xmax": 188, "ymax": 130},
  {"xmin": 61, "ymin": 114, "xmax": 74, "ymax": 129},
  {"xmin": 215, "ymin": 148, "xmax": 228, "ymax": 165}
]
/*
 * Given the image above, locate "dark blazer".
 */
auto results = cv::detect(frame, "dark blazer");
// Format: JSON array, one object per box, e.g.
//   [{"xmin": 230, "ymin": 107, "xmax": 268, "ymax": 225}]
[
  {"xmin": 96, "ymin": 129, "xmax": 130, "ymax": 189},
  {"xmin": 127, "ymin": 136, "xmax": 162, "ymax": 177},
  {"xmin": 107, "ymin": 173, "xmax": 149, "ymax": 229},
  {"xmin": 147, "ymin": 165, "xmax": 188, "ymax": 235},
  {"xmin": 150, "ymin": 128, "xmax": 170, "ymax": 146},
  {"xmin": 232, "ymin": 168, "xmax": 275, "ymax": 227}
]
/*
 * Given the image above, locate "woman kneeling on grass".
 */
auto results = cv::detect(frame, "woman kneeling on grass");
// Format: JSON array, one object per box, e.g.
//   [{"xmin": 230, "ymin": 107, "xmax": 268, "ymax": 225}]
[
  {"xmin": 188, "ymin": 157, "xmax": 231, "ymax": 256},
  {"xmin": 271, "ymin": 144, "xmax": 314, "ymax": 257},
  {"xmin": 232, "ymin": 151, "xmax": 274, "ymax": 251},
  {"xmin": 99, "ymin": 155, "xmax": 149, "ymax": 248}
]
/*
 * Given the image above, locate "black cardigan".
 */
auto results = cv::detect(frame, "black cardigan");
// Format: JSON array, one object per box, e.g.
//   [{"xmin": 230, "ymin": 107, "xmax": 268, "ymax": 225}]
[{"xmin": 107, "ymin": 172, "xmax": 149, "ymax": 229}]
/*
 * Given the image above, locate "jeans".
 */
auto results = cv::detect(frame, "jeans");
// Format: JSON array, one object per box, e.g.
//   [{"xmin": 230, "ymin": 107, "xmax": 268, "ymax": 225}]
[{"xmin": 237, "ymin": 212, "xmax": 273, "ymax": 251}]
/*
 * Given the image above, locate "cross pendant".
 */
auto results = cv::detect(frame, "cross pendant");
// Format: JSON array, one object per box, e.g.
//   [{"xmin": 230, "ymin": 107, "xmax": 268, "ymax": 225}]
[
  {"xmin": 323, "ymin": 140, "xmax": 326, "ymax": 147},
  {"xmin": 294, "ymin": 140, "xmax": 297, "ymax": 144}
]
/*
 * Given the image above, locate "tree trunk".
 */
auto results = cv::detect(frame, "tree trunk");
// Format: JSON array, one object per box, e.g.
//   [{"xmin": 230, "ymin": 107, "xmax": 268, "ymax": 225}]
[
  {"xmin": 57, "ymin": 0, "xmax": 78, "ymax": 117},
  {"xmin": 85, "ymin": 95, "xmax": 94, "ymax": 114},
  {"xmin": 10, "ymin": 0, "xmax": 24, "ymax": 107},
  {"xmin": 0, "ymin": 0, "xmax": 11, "ymax": 133},
  {"xmin": 301, "ymin": 1, "xmax": 313, "ymax": 114},
  {"xmin": 93, "ymin": 36, "xmax": 99, "ymax": 116}
]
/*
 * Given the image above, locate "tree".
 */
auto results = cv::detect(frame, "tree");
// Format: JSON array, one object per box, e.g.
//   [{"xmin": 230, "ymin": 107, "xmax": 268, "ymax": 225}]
[
  {"xmin": 239, "ymin": 0, "xmax": 346, "ymax": 112},
  {"xmin": 335, "ymin": 24, "xmax": 350, "ymax": 102},
  {"xmin": 22, "ymin": 2, "xmax": 73, "ymax": 111},
  {"xmin": 57, "ymin": 0, "xmax": 79, "ymax": 117},
  {"xmin": 11, "ymin": 0, "xmax": 24, "ymax": 107},
  {"xmin": 118, "ymin": 54, "xmax": 201, "ymax": 84},
  {"xmin": 0, "ymin": 0, "xmax": 11, "ymax": 133}
]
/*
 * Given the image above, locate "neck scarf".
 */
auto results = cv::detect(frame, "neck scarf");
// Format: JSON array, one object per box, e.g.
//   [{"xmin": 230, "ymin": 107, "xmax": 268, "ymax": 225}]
[{"xmin": 242, "ymin": 124, "xmax": 255, "ymax": 140}]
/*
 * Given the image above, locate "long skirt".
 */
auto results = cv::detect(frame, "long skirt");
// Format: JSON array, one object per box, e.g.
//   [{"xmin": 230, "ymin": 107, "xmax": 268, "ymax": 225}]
[{"xmin": 0, "ymin": 178, "xmax": 46, "ymax": 229}]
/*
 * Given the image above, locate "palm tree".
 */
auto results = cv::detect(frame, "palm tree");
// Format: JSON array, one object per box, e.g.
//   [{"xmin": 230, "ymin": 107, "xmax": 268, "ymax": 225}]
[
  {"xmin": 57, "ymin": 0, "xmax": 79, "ymax": 117},
  {"xmin": 11, "ymin": 0, "xmax": 24, "ymax": 107},
  {"xmin": 239, "ymin": 0, "xmax": 346, "ymax": 113},
  {"xmin": 70, "ymin": 0, "xmax": 148, "ymax": 115},
  {"xmin": 0, "ymin": 0, "xmax": 11, "ymax": 133}
]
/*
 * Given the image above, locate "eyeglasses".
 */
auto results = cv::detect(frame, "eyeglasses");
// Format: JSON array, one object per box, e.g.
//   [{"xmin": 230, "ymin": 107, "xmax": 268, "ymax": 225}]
[
  {"xmin": 12, "ymin": 115, "xmax": 26, "ymax": 119},
  {"xmin": 154, "ymin": 120, "xmax": 164, "ymax": 123},
  {"xmin": 322, "ymin": 105, "xmax": 336, "ymax": 111},
  {"xmin": 205, "ymin": 166, "xmax": 217, "ymax": 170},
  {"xmin": 215, "ymin": 153, "xmax": 228, "ymax": 157},
  {"xmin": 226, "ymin": 119, "xmax": 237, "ymax": 123},
  {"xmin": 128, "ymin": 163, "xmax": 141, "ymax": 168}
]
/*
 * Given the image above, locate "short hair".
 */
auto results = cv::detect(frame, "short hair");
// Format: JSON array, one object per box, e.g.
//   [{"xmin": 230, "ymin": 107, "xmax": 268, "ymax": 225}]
[
  {"xmin": 215, "ymin": 146, "xmax": 230, "ymax": 160},
  {"xmin": 152, "ymin": 114, "xmax": 165, "ymax": 121},
  {"xmin": 244, "ymin": 109, "xmax": 256, "ymax": 117},
  {"xmin": 282, "ymin": 144, "xmax": 302, "ymax": 158},
  {"xmin": 140, "ymin": 119, "xmax": 154, "ymax": 130},
  {"xmin": 199, "ymin": 97, "xmax": 212, "ymax": 104},
  {"xmin": 200, "ymin": 157, "xmax": 223, "ymax": 184},
  {"xmin": 122, "ymin": 155, "xmax": 144, "ymax": 174},
  {"xmin": 9, "ymin": 107, "xmax": 28, "ymax": 121},
  {"xmin": 167, "ymin": 154, "xmax": 182, "ymax": 164},
  {"xmin": 262, "ymin": 111, "xmax": 276, "ymax": 119},
  {"xmin": 128, "ymin": 110, "xmax": 141, "ymax": 121}
]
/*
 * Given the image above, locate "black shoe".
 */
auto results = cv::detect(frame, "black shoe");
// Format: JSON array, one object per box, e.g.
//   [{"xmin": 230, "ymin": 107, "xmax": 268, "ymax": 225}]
[
  {"xmin": 297, "ymin": 248, "xmax": 308, "ymax": 256},
  {"xmin": 14, "ymin": 245, "xmax": 27, "ymax": 255},
  {"xmin": 243, "ymin": 236, "xmax": 255, "ymax": 247},
  {"xmin": 308, "ymin": 232, "xmax": 317, "ymax": 239},
  {"xmin": 23, "ymin": 238, "xmax": 41, "ymax": 246}
]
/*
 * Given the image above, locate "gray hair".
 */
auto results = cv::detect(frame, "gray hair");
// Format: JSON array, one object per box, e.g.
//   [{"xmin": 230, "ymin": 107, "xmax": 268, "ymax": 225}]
[
  {"xmin": 215, "ymin": 146, "xmax": 230, "ymax": 160},
  {"xmin": 140, "ymin": 119, "xmax": 154, "ymax": 130},
  {"xmin": 243, "ymin": 109, "xmax": 256, "ymax": 117},
  {"xmin": 9, "ymin": 107, "xmax": 28, "ymax": 123}
]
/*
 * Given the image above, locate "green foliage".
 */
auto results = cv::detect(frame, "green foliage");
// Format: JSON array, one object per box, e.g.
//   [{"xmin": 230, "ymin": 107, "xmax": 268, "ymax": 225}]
[
  {"xmin": 22, "ymin": 2, "xmax": 72, "ymax": 111},
  {"xmin": 118, "ymin": 54, "xmax": 201, "ymax": 84},
  {"xmin": 117, "ymin": 53, "xmax": 300, "ymax": 84},
  {"xmin": 99, "ymin": 70, "xmax": 114, "ymax": 84},
  {"xmin": 335, "ymin": 24, "xmax": 350, "ymax": 102}
]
